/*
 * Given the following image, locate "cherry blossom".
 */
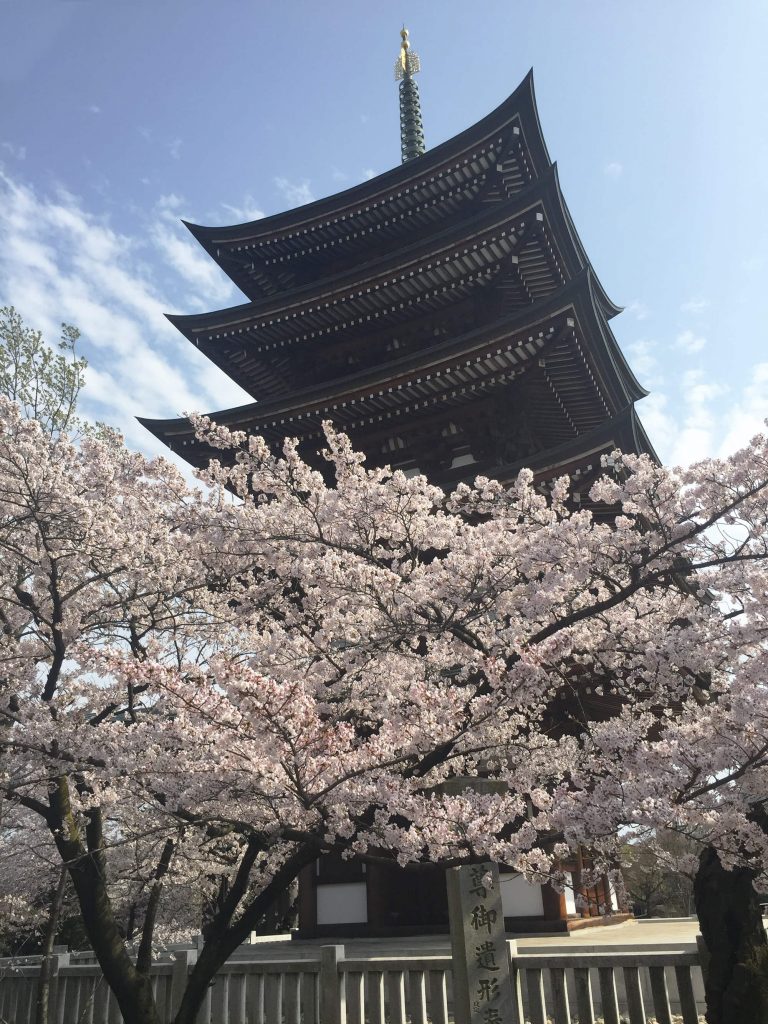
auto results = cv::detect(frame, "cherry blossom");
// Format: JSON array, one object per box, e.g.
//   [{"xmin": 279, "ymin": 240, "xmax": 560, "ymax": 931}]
[{"xmin": 3, "ymin": 398, "xmax": 768, "ymax": 1024}]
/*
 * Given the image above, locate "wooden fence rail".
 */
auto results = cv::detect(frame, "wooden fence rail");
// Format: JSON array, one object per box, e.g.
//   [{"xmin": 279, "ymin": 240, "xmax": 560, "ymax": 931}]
[
  {"xmin": 0, "ymin": 940, "xmax": 705, "ymax": 1024},
  {"xmin": 510, "ymin": 950, "xmax": 701, "ymax": 1024}
]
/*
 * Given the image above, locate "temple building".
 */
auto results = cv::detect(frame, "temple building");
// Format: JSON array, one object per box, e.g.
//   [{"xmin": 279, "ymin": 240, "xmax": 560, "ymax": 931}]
[{"xmin": 141, "ymin": 30, "xmax": 652, "ymax": 934}]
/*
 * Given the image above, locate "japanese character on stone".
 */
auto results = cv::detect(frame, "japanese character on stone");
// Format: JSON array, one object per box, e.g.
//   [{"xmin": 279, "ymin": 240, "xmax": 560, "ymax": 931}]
[
  {"xmin": 469, "ymin": 865, "xmax": 489, "ymax": 898},
  {"xmin": 470, "ymin": 904, "xmax": 497, "ymax": 933},
  {"xmin": 482, "ymin": 1009, "xmax": 503, "ymax": 1024},
  {"xmin": 474, "ymin": 940, "xmax": 499, "ymax": 971},
  {"xmin": 476, "ymin": 977, "xmax": 500, "ymax": 1003}
]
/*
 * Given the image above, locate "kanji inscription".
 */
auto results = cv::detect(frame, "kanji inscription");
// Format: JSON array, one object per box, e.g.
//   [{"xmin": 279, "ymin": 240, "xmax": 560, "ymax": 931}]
[{"xmin": 447, "ymin": 862, "xmax": 516, "ymax": 1024}]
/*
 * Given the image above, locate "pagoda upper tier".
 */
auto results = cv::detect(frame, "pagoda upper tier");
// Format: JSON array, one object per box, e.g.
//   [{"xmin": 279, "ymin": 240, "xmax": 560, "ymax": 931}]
[
  {"xmin": 169, "ymin": 167, "xmax": 624, "ymax": 402},
  {"xmin": 183, "ymin": 72, "xmax": 551, "ymax": 303},
  {"xmin": 142, "ymin": 70, "xmax": 656, "ymax": 496}
]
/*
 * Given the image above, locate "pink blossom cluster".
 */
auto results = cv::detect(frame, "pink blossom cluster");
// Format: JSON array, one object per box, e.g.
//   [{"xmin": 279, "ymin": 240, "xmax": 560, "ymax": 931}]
[{"xmin": 2, "ymin": 397, "xmax": 768, "ymax": 946}]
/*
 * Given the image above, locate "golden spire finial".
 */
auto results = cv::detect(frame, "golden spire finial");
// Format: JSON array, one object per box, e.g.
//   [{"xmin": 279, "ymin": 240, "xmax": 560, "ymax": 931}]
[
  {"xmin": 394, "ymin": 26, "xmax": 425, "ymax": 162},
  {"xmin": 395, "ymin": 25, "xmax": 420, "ymax": 80}
]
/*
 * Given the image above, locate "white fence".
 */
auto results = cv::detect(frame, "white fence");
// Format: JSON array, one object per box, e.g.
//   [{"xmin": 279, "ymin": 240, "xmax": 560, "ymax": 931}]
[{"xmin": 0, "ymin": 940, "xmax": 704, "ymax": 1024}]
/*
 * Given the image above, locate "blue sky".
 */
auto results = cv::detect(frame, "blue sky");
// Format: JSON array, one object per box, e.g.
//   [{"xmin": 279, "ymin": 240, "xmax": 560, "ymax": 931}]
[{"xmin": 2, "ymin": 1, "xmax": 767, "ymax": 471}]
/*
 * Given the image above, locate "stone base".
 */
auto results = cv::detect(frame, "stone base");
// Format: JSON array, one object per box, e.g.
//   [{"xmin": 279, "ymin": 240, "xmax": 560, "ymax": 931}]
[
  {"xmin": 293, "ymin": 913, "xmax": 633, "ymax": 940},
  {"xmin": 565, "ymin": 913, "xmax": 633, "ymax": 931},
  {"xmin": 292, "ymin": 923, "xmax": 450, "ymax": 940},
  {"xmin": 505, "ymin": 912, "xmax": 633, "ymax": 934}
]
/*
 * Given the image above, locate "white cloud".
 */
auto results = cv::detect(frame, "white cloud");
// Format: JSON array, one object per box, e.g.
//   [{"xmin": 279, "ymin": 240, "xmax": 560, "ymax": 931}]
[
  {"xmin": 1, "ymin": 141, "xmax": 26, "ymax": 161},
  {"xmin": 637, "ymin": 391, "xmax": 675, "ymax": 447},
  {"xmin": 219, "ymin": 195, "xmax": 265, "ymax": 223},
  {"xmin": 675, "ymin": 329, "xmax": 707, "ymax": 354},
  {"xmin": 680, "ymin": 296, "xmax": 709, "ymax": 314},
  {"xmin": 0, "ymin": 170, "xmax": 250, "ymax": 462},
  {"xmin": 152, "ymin": 194, "xmax": 236, "ymax": 304},
  {"xmin": 88, "ymin": 105, "xmax": 101, "ymax": 115},
  {"xmin": 156, "ymin": 193, "xmax": 185, "ymax": 216},
  {"xmin": 641, "ymin": 368, "xmax": 729, "ymax": 467},
  {"xmin": 332, "ymin": 168, "xmax": 375, "ymax": 186},
  {"xmin": 167, "ymin": 138, "xmax": 183, "ymax": 160},
  {"xmin": 662, "ymin": 370, "xmax": 725, "ymax": 466},
  {"xmin": 742, "ymin": 255, "xmax": 765, "ymax": 274},
  {"xmin": 603, "ymin": 161, "xmax": 623, "ymax": 179},
  {"xmin": 716, "ymin": 362, "xmax": 768, "ymax": 459},
  {"xmin": 640, "ymin": 362, "xmax": 768, "ymax": 469},
  {"xmin": 625, "ymin": 300, "xmax": 649, "ymax": 321},
  {"xmin": 626, "ymin": 339, "xmax": 662, "ymax": 387},
  {"xmin": 274, "ymin": 177, "xmax": 314, "ymax": 207},
  {"xmin": 151, "ymin": 224, "xmax": 234, "ymax": 306},
  {"xmin": 682, "ymin": 367, "xmax": 719, "ymax": 401}
]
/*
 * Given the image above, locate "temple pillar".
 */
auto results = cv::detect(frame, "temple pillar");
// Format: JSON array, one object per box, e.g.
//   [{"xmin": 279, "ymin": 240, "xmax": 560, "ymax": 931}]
[
  {"xmin": 365, "ymin": 862, "xmax": 386, "ymax": 931},
  {"xmin": 573, "ymin": 847, "xmax": 587, "ymax": 917},
  {"xmin": 297, "ymin": 862, "xmax": 317, "ymax": 931},
  {"xmin": 541, "ymin": 881, "xmax": 568, "ymax": 921}
]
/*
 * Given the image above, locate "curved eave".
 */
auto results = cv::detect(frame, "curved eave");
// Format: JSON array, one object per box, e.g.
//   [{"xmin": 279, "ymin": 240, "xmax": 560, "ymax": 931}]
[
  {"xmin": 165, "ymin": 272, "xmax": 647, "ymax": 428},
  {"xmin": 142, "ymin": 270, "xmax": 639, "ymax": 450},
  {"xmin": 580, "ymin": 271, "xmax": 647, "ymax": 407},
  {"xmin": 548, "ymin": 164, "xmax": 622, "ymax": 320},
  {"xmin": 184, "ymin": 71, "xmax": 550, "ymax": 252},
  {"xmin": 143, "ymin": 293, "xmax": 577, "ymax": 445},
  {"xmin": 489, "ymin": 405, "xmax": 659, "ymax": 484},
  {"xmin": 141, "ymin": 406, "xmax": 658, "ymax": 476},
  {"xmin": 201, "ymin": 283, "xmax": 588, "ymax": 422},
  {"xmin": 626, "ymin": 407, "xmax": 660, "ymax": 465},
  {"xmin": 166, "ymin": 165, "xmax": 588, "ymax": 344}
]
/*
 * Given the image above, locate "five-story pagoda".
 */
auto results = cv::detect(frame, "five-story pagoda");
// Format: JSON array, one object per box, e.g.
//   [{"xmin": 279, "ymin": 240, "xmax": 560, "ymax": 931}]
[{"xmin": 142, "ymin": 30, "xmax": 654, "ymax": 934}]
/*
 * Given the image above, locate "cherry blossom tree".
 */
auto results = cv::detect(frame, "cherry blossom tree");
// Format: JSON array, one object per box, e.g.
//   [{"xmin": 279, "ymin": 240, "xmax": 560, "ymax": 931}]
[
  {"xmin": 3, "ymin": 392, "xmax": 768, "ymax": 1024},
  {"xmin": 0, "ymin": 306, "xmax": 87, "ymax": 437}
]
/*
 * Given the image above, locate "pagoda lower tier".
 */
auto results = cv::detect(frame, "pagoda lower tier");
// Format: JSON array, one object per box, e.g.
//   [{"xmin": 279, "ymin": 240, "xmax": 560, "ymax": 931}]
[
  {"xmin": 142, "ymin": 67, "xmax": 656, "ymax": 936},
  {"xmin": 141, "ymin": 272, "xmax": 656, "ymax": 507}
]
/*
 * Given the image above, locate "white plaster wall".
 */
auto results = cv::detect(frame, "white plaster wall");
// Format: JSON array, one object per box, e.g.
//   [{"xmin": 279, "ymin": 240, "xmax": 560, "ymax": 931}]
[
  {"xmin": 316, "ymin": 882, "xmax": 368, "ymax": 925},
  {"xmin": 500, "ymin": 873, "xmax": 545, "ymax": 917},
  {"xmin": 564, "ymin": 872, "xmax": 577, "ymax": 915},
  {"xmin": 607, "ymin": 877, "xmax": 617, "ymax": 912}
]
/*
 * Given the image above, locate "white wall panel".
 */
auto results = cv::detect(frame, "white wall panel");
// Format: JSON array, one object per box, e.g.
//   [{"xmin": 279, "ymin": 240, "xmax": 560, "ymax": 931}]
[
  {"xmin": 316, "ymin": 882, "xmax": 368, "ymax": 924},
  {"xmin": 564, "ymin": 872, "xmax": 577, "ymax": 915},
  {"xmin": 500, "ymin": 874, "xmax": 544, "ymax": 917}
]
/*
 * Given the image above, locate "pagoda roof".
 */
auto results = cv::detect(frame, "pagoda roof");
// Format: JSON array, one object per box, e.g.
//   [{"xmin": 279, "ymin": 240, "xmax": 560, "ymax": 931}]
[
  {"xmin": 140, "ymin": 269, "xmax": 646, "ymax": 466},
  {"xmin": 168, "ymin": 166, "xmax": 621, "ymax": 400},
  {"xmin": 477, "ymin": 405, "xmax": 657, "ymax": 488},
  {"xmin": 143, "ymin": 67, "xmax": 657, "ymax": 487},
  {"xmin": 183, "ymin": 71, "xmax": 552, "ymax": 300}
]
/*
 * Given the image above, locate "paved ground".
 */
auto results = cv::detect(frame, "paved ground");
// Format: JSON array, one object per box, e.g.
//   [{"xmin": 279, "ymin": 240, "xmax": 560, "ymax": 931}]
[
  {"xmin": 514, "ymin": 917, "xmax": 701, "ymax": 948},
  {"xmin": 247, "ymin": 917, "xmax": 705, "ymax": 957}
]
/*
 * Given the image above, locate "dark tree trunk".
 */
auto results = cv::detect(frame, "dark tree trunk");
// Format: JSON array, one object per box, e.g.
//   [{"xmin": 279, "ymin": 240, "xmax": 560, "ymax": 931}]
[
  {"xmin": 173, "ymin": 845, "xmax": 318, "ymax": 1024},
  {"xmin": 695, "ymin": 846, "xmax": 768, "ymax": 1024},
  {"xmin": 136, "ymin": 839, "xmax": 175, "ymax": 976},
  {"xmin": 48, "ymin": 783, "xmax": 162, "ymax": 1024},
  {"xmin": 64, "ymin": 844, "xmax": 161, "ymax": 1024},
  {"xmin": 34, "ymin": 865, "xmax": 67, "ymax": 1024}
]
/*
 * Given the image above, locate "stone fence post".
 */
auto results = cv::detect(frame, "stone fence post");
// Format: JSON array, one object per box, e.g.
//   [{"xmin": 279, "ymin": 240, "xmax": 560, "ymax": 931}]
[
  {"xmin": 319, "ymin": 944, "xmax": 345, "ymax": 1024},
  {"xmin": 47, "ymin": 949, "xmax": 70, "ymax": 1022},
  {"xmin": 170, "ymin": 948, "xmax": 198, "ymax": 1018}
]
